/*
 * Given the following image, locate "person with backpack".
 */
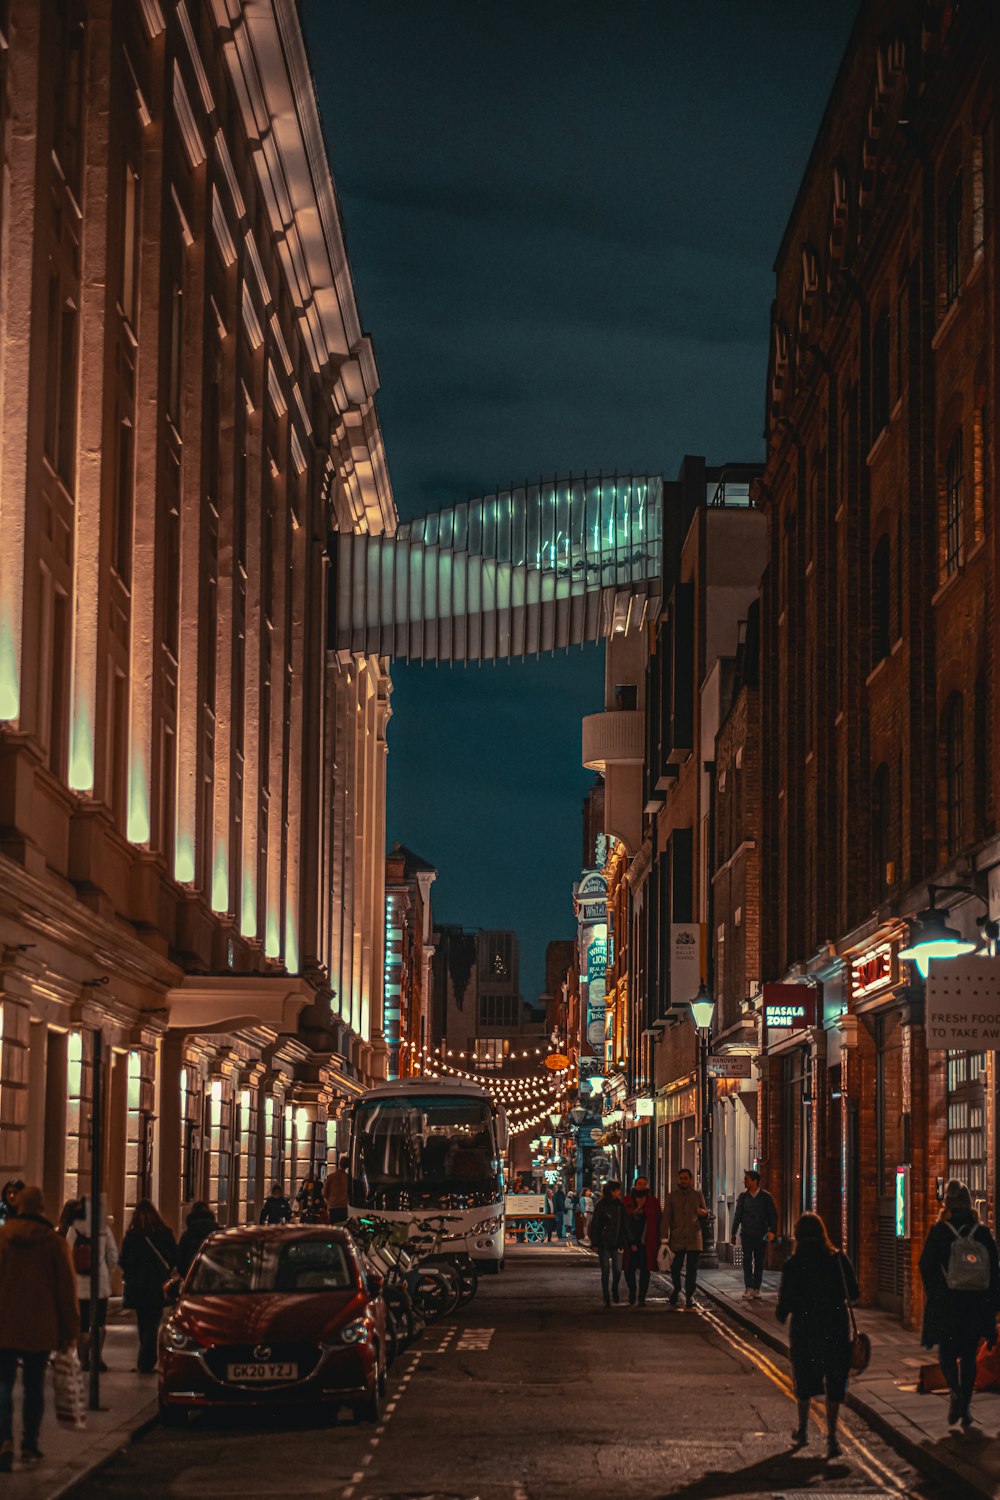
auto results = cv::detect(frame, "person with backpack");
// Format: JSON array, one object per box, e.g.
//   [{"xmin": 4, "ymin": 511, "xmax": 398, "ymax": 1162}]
[
  {"xmin": 64, "ymin": 1197, "xmax": 118, "ymax": 1372},
  {"xmin": 919, "ymin": 1178, "xmax": 1000, "ymax": 1430}
]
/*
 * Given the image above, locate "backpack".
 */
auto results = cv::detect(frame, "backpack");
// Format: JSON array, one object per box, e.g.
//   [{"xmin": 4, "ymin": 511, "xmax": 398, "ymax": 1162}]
[
  {"xmin": 944, "ymin": 1223, "xmax": 991, "ymax": 1291},
  {"xmin": 71, "ymin": 1231, "xmax": 92, "ymax": 1276}
]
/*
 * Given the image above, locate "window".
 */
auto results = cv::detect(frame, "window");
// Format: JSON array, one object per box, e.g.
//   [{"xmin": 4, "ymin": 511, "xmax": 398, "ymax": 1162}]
[
  {"xmin": 871, "ymin": 534, "xmax": 890, "ymax": 665},
  {"xmin": 37, "ymin": 568, "xmax": 69, "ymax": 777},
  {"xmin": 52, "ymin": 0, "xmax": 86, "ymax": 195},
  {"xmin": 120, "ymin": 164, "xmax": 140, "ymax": 326},
  {"xmin": 947, "ymin": 1052, "xmax": 986, "ymax": 1197},
  {"xmin": 944, "ymin": 428, "xmax": 964, "ymax": 575},
  {"xmin": 872, "ymin": 308, "xmax": 890, "ymax": 437},
  {"xmin": 973, "ymin": 403, "xmax": 988, "ymax": 546},
  {"xmin": 43, "ymin": 279, "xmax": 79, "ymax": 487},
  {"xmin": 872, "ymin": 763, "xmax": 890, "ymax": 900},
  {"xmin": 943, "ymin": 693, "xmax": 964, "ymax": 857},
  {"xmin": 945, "ymin": 168, "xmax": 963, "ymax": 308}
]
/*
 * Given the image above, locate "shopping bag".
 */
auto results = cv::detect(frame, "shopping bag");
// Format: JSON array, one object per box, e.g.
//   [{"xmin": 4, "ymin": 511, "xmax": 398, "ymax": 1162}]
[
  {"xmin": 656, "ymin": 1242, "xmax": 673, "ymax": 1273},
  {"xmin": 53, "ymin": 1348, "xmax": 86, "ymax": 1429}
]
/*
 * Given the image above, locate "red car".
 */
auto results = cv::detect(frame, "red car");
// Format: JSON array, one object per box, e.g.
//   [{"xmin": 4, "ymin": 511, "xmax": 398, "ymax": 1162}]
[{"xmin": 158, "ymin": 1225, "xmax": 387, "ymax": 1423}]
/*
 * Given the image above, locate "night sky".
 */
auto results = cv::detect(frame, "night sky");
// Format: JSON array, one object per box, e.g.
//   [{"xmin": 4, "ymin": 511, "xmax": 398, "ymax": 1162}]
[{"xmin": 303, "ymin": 2, "xmax": 857, "ymax": 999}]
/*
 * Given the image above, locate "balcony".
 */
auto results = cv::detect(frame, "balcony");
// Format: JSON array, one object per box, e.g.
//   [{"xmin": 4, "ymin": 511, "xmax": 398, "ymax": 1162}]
[{"xmin": 582, "ymin": 710, "xmax": 644, "ymax": 771}]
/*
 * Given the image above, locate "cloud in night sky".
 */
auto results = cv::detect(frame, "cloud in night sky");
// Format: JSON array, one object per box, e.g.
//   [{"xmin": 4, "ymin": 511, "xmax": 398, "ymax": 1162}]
[{"xmin": 303, "ymin": 0, "xmax": 859, "ymax": 996}]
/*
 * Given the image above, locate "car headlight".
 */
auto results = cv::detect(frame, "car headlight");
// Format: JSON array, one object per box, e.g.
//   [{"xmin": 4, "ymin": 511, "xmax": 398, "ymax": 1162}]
[
  {"xmin": 163, "ymin": 1322, "xmax": 198, "ymax": 1352},
  {"xmin": 339, "ymin": 1318, "xmax": 371, "ymax": 1345},
  {"xmin": 473, "ymin": 1215, "xmax": 502, "ymax": 1235}
]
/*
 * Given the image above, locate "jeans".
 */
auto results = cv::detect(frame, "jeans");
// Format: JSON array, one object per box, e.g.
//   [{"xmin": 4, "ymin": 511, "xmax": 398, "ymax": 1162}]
[
  {"xmin": 598, "ymin": 1247, "xmax": 623, "ymax": 1302},
  {"xmin": 136, "ymin": 1301, "xmax": 163, "ymax": 1373},
  {"xmin": 625, "ymin": 1262, "xmax": 651, "ymax": 1303},
  {"xmin": 741, "ymin": 1236, "xmax": 766, "ymax": 1289},
  {"xmin": 671, "ymin": 1249, "xmax": 699, "ymax": 1299},
  {"xmin": 939, "ymin": 1331, "xmax": 980, "ymax": 1411},
  {"xmin": 0, "ymin": 1350, "xmax": 49, "ymax": 1448}
]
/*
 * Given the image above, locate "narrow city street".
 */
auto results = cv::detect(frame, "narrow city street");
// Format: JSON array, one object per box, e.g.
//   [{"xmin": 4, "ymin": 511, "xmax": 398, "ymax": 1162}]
[{"xmin": 76, "ymin": 1245, "xmax": 953, "ymax": 1500}]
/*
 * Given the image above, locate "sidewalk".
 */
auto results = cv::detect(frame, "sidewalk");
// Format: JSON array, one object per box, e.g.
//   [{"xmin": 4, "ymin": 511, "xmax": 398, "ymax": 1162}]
[
  {"xmin": 3, "ymin": 1316, "xmax": 158, "ymax": 1499},
  {"xmin": 696, "ymin": 1263, "xmax": 1000, "ymax": 1499}
]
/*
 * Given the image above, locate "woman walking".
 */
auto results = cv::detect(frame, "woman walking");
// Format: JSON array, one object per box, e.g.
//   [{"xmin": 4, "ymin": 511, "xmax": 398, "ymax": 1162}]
[
  {"xmin": 919, "ymin": 1179, "xmax": 1000, "ymax": 1429},
  {"xmin": 776, "ymin": 1211, "xmax": 859, "ymax": 1458},
  {"xmin": 64, "ymin": 1197, "xmax": 118, "ymax": 1372},
  {"xmin": 589, "ymin": 1182, "xmax": 627, "ymax": 1307},
  {"xmin": 623, "ymin": 1176, "xmax": 662, "ymax": 1307},
  {"xmin": 118, "ymin": 1200, "xmax": 177, "ymax": 1374}
]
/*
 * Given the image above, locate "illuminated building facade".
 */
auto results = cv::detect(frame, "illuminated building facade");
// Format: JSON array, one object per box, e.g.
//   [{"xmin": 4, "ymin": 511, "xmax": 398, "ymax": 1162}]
[
  {"xmin": 756, "ymin": 0, "xmax": 999, "ymax": 1328},
  {"xmin": 383, "ymin": 844, "xmax": 437, "ymax": 1079},
  {"xmin": 0, "ymin": 0, "xmax": 394, "ymax": 1233}
]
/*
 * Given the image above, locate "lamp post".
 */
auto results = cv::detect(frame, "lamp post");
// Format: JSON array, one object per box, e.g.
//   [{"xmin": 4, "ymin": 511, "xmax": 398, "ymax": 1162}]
[{"xmin": 690, "ymin": 982, "xmax": 718, "ymax": 1269}]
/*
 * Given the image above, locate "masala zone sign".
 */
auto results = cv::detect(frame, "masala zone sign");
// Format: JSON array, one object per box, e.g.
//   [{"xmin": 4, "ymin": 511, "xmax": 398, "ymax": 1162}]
[{"xmin": 762, "ymin": 983, "xmax": 817, "ymax": 1032}]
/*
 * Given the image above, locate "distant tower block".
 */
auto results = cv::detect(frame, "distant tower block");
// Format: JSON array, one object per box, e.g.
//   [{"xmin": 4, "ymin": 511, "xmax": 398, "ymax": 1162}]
[{"xmin": 332, "ymin": 474, "xmax": 664, "ymax": 663}]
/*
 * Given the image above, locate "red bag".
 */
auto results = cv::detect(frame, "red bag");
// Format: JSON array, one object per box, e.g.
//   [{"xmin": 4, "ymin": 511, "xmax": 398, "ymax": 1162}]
[{"xmin": 71, "ymin": 1233, "xmax": 92, "ymax": 1276}]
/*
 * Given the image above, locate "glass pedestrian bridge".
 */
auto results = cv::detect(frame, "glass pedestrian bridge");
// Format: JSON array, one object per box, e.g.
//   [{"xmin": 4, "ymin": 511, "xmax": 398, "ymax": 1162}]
[{"xmin": 333, "ymin": 474, "xmax": 663, "ymax": 663}]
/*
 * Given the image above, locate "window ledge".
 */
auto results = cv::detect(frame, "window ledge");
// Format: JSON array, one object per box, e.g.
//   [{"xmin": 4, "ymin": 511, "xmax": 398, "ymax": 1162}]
[
  {"xmin": 931, "ymin": 568, "xmax": 962, "ymax": 607},
  {"xmin": 834, "ymin": 710, "xmax": 845, "ymax": 728},
  {"xmin": 891, "ymin": 636, "xmax": 904, "ymax": 657},
  {"xmin": 966, "ymin": 537, "xmax": 987, "ymax": 566},
  {"xmin": 967, "ymin": 249, "xmax": 985, "ymax": 291},
  {"xmin": 804, "ymin": 750, "xmax": 815, "ymax": 767},
  {"xmin": 890, "ymin": 395, "xmax": 903, "ymax": 424},
  {"xmin": 866, "ymin": 425, "xmax": 891, "ymax": 467},
  {"xmin": 865, "ymin": 656, "xmax": 889, "ymax": 688},
  {"xmin": 835, "ymin": 503, "xmax": 845, "ymax": 523},
  {"xmin": 805, "ymin": 558, "xmax": 815, "ymax": 578},
  {"xmin": 931, "ymin": 297, "xmax": 961, "ymax": 351}
]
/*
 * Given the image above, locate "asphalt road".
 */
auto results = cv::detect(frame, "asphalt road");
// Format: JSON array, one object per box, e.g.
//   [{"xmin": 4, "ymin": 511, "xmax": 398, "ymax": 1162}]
[{"xmin": 76, "ymin": 1242, "xmax": 952, "ymax": 1500}]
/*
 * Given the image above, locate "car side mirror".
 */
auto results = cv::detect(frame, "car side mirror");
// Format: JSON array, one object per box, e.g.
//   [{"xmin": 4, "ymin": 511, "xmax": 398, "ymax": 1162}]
[{"xmin": 366, "ymin": 1270, "xmax": 384, "ymax": 1298}]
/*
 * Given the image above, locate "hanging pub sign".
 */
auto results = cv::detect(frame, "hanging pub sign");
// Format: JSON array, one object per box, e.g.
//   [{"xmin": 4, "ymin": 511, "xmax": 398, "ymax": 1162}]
[
  {"xmin": 762, "ymin": 983, "xmax": 817, "ymax": 1033},
  {"xmin": 850, "ymin": 940, "xmax": 897, "ymax": 1003},
  {"xmin": 926, "ymin": 957, "xmax": 1000, "ymax": 1049}
]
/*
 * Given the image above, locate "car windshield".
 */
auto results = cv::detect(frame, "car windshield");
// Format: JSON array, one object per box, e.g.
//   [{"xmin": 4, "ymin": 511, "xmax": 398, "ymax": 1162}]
[
  {"xmin": 187, "ymin": 1239, "xmax": 356, "ymax": 1295},
  {"xmin": 351, "ymin": 1093, "xmax": 501, "ymax": 1211}
]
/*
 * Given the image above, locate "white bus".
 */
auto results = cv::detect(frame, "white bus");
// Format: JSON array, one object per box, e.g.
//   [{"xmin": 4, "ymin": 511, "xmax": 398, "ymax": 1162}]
[{"xmin": 348, "ymin": 1078, "xmax": 507, "ymax": 1270}]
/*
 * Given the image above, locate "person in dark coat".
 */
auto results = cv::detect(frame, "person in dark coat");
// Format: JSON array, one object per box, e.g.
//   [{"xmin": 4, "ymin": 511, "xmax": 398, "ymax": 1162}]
[
  {"xmin": 589, "ymin": 1182, "xmax": 627, "ymax": 1307},
  {"xmin": 776, "ymin": 1211, "xmax": 859, "ymax": 1459},
  {"xmin": 0, "ymin": 1181, "xmax": 23, "ymax": 1227},
  {"xmin": 296, "ymin": 1179, "xmax": 328, "ymax": 1224},
  {"xmin": 623, "ymin": 1177, "xmax": 662, "ymax": 1307},
  {"xmin": 260, "ymin": 1183, "xmax": 293, "ymax": 1225},
  {"xmin": 176, "ymin": 1202, "xmax": 218, "ymax": 1279},
  {"xmin": 919, "ymin": 1178, "xmax": 1000, "ymax": 1430},
  {"xmin": 118, "ymin": 1200, "xmax": 177, "ymax": 1374}
]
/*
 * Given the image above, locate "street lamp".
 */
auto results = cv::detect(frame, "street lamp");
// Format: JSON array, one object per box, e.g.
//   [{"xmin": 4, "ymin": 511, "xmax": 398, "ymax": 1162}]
[
  {"xmin": 689, "ymin": 982, "xmax": 718, "ymax": 1269},
  {"xmin": 899, "ymin": 900, "xmax": 977, "ymax": 979}
]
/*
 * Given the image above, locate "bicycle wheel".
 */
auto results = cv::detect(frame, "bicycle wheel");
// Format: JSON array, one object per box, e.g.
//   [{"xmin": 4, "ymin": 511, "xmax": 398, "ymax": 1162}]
[
  {"xmin": 525, "ymin": 1220, "xmax": 545, "ymax": 1244},
  {"xmin": 455, "ymin": 1258, "xmax": 478, "ymax": 1305},
  {"xmin": 413, "ymin": 1268, "xmax": 460, "ymax": 1320}
]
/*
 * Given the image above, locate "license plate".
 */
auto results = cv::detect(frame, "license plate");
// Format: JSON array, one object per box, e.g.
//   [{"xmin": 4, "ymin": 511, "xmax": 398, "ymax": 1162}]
[{"xmin": 226, "ymin": 1362, "xmax": 298, "ymax": 1383}]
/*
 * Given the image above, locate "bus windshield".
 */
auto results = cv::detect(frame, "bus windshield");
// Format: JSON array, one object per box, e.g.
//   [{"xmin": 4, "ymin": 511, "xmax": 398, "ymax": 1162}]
[{"xmin": 350, "ymin": 1094, "xmax": 501, "ymax": 1211}]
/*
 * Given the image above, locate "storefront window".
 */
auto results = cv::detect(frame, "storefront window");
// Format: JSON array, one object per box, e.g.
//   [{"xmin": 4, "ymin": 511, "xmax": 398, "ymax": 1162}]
[
  {"xmin": 947, "ymin": 1051, "xmax": 986, "ymax": 1198},
  {"xmin": 781, "ymin": 1050, "xmax": 811, "ymax": 1229}
]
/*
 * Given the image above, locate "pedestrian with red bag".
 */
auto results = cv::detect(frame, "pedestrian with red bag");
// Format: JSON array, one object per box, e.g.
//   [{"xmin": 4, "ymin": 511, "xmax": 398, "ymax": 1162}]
[
  {"xmin": 623, "ymin": 1176, "xmax": 662, "ymax": 1307},
  {"xmin": 64, "ymin": 1196, "xmax": 118, "ymax": 1372}
]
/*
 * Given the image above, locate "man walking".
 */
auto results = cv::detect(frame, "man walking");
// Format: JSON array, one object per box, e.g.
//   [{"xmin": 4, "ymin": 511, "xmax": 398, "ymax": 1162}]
[
  {"xmin": 731, "ymin": 1168, "xmax": 777, "ymax": 1299},
  {"xmin": 590, "ymin": 1182, "xmax": 627, "ymax": 1306},
  {"xmin": 323, "ymin": 1155, "xmax": 351, "ymax": 1224},
  {"xmin": 661, "ymin": 1167, "xmax": 708, "ymax": 1308},
  {"xmin": 0, "ymin": 1186, "xmax": 79, "ymax": 1470}
]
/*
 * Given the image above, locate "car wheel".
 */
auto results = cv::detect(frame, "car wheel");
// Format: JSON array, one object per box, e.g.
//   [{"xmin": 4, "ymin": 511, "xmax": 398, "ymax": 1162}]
[
  {"xmin": 158, "ymin": 1401, "xmax": 188, "ymax": 1429},
  {"xmin": 356, "ymin": 1377, "xmax": 382, "ymax": 1424}
]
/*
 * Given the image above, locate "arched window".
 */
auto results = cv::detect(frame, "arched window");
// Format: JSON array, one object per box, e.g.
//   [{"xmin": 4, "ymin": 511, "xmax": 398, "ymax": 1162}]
[
  {"xmin": 871, "ymin": 534, "xmax": 891, "ymax": 666},
  {"xmin": 944, "ymin": 428, "xmax": 964, "ymax": 575},
  {"xmin": 943, "ymin": 693, "xmax": 964, "ymax": 857},
  {"xmin": 872, "ymin": 763, "xmax": 891, "ymax": 900}
]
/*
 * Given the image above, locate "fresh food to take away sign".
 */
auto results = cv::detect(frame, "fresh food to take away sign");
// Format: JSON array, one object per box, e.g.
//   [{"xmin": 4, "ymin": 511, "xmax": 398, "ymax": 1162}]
[{"xmin": 926, "ymin": 958, "xmax": 1000, "ymax": 1049}]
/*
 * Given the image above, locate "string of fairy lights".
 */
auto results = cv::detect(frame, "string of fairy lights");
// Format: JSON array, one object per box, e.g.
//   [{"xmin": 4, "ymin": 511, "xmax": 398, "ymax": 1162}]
[{"xmin": 398, "ymin": 1039, "xmax": 576, "ymax": 1135}]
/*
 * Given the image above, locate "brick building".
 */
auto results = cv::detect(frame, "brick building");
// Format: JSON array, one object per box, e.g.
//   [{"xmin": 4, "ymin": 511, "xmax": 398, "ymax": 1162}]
[
  {"xmin": 383, "ymin": 844, "xmax": 437, "ymax": 1079},
  {"xmin": 0, "ymin": 0, "xmax": 395, "ymax": 1237},
  {"xmin": 756, "ymin": 0, "xmax": 999, "ymax": 1326}
]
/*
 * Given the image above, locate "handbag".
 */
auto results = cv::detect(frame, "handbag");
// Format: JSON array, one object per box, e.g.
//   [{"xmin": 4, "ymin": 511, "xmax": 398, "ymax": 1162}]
[
  {"xmin": 656, "ymin": 1241, "xmax": 673, "ymax": 1273},
  {"xmin": 71, "ymin": 1232, "xmax": 91, "ymax": 1276},
  {"xmin": 837, "ymin": 1252, "xmax": 871, "ymax": 1374},
  {"xmin": 52, "ymin": 1349, "xmax": 86, "ymax": 1429}
]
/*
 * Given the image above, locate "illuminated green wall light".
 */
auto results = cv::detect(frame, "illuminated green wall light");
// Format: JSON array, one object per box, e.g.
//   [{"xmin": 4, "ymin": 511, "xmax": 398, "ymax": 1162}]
[
  {"xmin": 174, "ymin": 833, "xmax": 195, "ymax": 885},
  {"xmin": 0, "ymin": 613, "xmax": 18, "ymax": 722},
  {"xmin": 265, "ymin": 906, "xmax": 281, "ymax": 959},
  {"xmin": 126, "ymin": 758, "xmax": 150, "ymax": 845},
  {"xmin": 68, "ymin": 705, "xmax": 94, "ymax": 792},
  {"xmin": 211, "ymin": 845, "xmax": 229, "ymax": 912},
  {"xmin": 284, "ymin": 910, "xmax": 299, "ymax": 976},
  {"xmin": 240, "ymin": 872, "xmax": 256, "ymax": 938}
]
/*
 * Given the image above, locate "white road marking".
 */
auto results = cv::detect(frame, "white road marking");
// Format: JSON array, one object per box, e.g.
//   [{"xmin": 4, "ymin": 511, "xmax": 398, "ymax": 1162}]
[{"xmin": 455, "ymin": 1327, "xmax": 495, "ymax": 1351}]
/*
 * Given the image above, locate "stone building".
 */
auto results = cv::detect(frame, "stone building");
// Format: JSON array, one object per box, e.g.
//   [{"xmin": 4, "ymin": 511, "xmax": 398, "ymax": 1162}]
[
  {"xmin": 755, "ymin": 0, "xmax": 999, "ymax": 1325},
  {"xmin": 0, "ymin": 0, "xmax": 395, "ymax": 1236},
  {"xmin": 384, "ymin": 843, "xmax": 436, "ymax": 1079}
]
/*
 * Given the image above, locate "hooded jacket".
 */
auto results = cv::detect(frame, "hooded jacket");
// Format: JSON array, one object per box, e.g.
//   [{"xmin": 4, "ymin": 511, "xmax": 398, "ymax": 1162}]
[
  {"xmin": 0, "ymin": 1214, "xmax": 79, "ymax": 1352},
  {"xmin": 176, "ymin": 1207, "xmax": 218, "ymax": 1278},
  {"xmin": 64, "ymin": 1207, "xmax": 119, "ymax": 1301}
]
